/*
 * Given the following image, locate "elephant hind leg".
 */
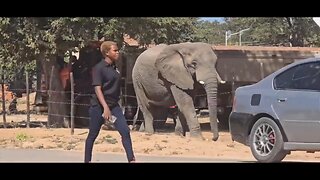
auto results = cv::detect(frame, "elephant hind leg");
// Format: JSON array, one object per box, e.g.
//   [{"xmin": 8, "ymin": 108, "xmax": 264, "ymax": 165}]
[
  {"xmin": 133, "ymin": 80, "xmax": 154, "ymax": 134},
  {"xmin": 133, "ymin": 79, "xmax": 168, "ymax": 134}
]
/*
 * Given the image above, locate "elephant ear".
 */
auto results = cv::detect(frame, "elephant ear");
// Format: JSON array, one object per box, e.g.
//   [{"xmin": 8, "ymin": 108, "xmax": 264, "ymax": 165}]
[{"xmin": 155, "ymin": 44, "xmax": 194, "ymax": 90}]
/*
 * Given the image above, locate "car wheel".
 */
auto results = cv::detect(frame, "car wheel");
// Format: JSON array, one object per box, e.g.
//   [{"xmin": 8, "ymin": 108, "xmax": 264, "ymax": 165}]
[{"xmin": 249, "ymin": 117, "xmax": 288, "ymax": 163}]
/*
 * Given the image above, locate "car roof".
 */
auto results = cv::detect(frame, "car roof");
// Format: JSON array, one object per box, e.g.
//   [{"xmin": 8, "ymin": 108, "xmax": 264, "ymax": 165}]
[
  {"xmin": 254, "ymin": 57, "xmax": 320, "ymax": 86},
  {"xmin": 291, "ymin": 57, "xmax": 320, "ymax": 66},
  {"xmin": 274, "ymin": 57, "xmax": 320, "ymax": 74}
]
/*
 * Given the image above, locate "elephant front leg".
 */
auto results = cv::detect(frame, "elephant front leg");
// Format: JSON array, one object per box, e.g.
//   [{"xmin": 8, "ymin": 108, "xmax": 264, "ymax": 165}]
[{"xmin": 170, "ymin": 86, "xmax": 204, "ymax": 140}]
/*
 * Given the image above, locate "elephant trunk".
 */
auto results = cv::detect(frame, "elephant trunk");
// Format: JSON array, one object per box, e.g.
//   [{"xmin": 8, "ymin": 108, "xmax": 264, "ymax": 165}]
[{"xmin": 204, "ymin": 77, "xmax": 219, "ymax": 141}]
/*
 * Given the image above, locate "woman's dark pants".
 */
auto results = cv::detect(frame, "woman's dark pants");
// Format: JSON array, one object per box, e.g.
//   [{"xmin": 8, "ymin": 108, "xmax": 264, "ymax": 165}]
[{"xmin": 84, "ymin": 105, "xmax": 135, "ymax": 162}]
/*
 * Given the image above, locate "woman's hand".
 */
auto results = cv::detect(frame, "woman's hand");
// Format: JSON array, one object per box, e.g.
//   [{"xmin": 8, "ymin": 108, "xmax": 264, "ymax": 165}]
[{"xmin": 102, "ymin": 108, "xmax": 112, "ymax": 121}]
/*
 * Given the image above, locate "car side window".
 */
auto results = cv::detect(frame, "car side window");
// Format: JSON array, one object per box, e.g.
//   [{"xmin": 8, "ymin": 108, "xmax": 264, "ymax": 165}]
[{"xmin": 274, "ymin": 62, "xmax": 320, "ymax": 91}]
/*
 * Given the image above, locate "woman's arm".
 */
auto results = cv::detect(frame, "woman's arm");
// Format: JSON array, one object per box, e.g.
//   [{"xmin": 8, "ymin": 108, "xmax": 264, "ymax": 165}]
[{"xmin": 94, "ymin": 86, "xmax": 111, "ymax": 120}]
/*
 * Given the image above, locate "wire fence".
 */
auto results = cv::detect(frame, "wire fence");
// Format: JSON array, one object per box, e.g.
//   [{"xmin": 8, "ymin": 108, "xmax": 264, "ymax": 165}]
[
  {"xmin": 0, "ymin": 71, "xmax": 94, "ymax": 133},
  {"xmin": 0, "ymin": 72, "xmax": 170, "ymax": 133},
  {"xmin": 1, "ymin": 71, "xmax": 234, "ymax": 134},
  {"xmin": 1, "ymin": 88, "xmax": 231, "ymax": 125}
]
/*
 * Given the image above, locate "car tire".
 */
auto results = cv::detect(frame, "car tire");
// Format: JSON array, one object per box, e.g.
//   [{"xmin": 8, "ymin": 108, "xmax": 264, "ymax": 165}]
[{"xmin": 249, "ymin": 117, "xmax": 288, "ymax": 163}]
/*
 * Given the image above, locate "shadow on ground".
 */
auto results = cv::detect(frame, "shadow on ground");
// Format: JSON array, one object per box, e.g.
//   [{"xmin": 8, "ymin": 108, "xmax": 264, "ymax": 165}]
[{"xmin": 155, "ymin": 116, "xmax": 230, "ymax": 134}]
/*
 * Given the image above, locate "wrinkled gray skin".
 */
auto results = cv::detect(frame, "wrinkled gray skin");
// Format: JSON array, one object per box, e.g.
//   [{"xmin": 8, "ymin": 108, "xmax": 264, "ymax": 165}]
[{"xmin": 132, "ymin": 42, "xmax": 222, "ymax": 141}]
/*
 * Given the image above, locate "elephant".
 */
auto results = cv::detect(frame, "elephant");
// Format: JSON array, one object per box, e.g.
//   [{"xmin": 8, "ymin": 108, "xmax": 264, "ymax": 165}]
[{"xmin": 132, "ymin": 42, "xmax": 224, "ymax": 141}]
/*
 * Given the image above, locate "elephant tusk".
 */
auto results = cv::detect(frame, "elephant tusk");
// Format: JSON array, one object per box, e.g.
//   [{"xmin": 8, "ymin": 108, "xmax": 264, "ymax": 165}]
[{"xmin": 199, "ymin": 81, "xmax": 205, "ymax": 85}]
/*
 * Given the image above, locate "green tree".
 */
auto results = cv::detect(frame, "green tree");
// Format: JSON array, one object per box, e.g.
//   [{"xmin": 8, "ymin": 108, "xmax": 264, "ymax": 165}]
[
  {"xmin": 118, "ymin": 17, "xmax": 198, "ymax": 45},
  {"xmin": 0, "ymin": 17, "xmax": 198, "ymax": 127},
  {"xmin": 224, "ymin": 17, "xmax": 320, "ymax": 47},
  {"xmin": 192, "ymin": 20, "xmax": 226, "ymax": 45}
]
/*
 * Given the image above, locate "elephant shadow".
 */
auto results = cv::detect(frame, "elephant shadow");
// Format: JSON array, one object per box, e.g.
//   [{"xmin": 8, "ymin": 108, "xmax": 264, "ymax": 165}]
[
  {"xmin": 200, "ymin": 122, "xmax": 229, "ymax": 132},
  {"xmin": 153, "ymin": 117, "xmax": 230, "ymax": 133},
  {"xmin": 197, "ymin": 111, "xmax": 230, "ymax": 132}
]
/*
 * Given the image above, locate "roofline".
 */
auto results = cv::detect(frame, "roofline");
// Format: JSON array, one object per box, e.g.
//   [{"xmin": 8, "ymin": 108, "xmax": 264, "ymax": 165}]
[{"xmin": 212, "ymin": 45, "xmax": 320, "ymax": 52}]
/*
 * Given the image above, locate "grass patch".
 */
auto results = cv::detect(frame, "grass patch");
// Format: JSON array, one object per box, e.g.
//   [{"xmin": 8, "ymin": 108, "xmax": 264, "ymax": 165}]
[
  {"xmin": 103, "ymin": 134, "xmax": 118, "ymax": 144},
  {"xmin": 16, "ymin": 133, "xmax": 29, "ymax": 142}
]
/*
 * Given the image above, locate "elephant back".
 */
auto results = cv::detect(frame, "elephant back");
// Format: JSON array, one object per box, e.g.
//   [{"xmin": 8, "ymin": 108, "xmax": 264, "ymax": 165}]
[
  {"xmin": 132, "ymin": 44, "xmax": 167, "ymax": 79},
  {"xmin": 134, "ymin": 44, "xmax": 168, "ymax": 66}
]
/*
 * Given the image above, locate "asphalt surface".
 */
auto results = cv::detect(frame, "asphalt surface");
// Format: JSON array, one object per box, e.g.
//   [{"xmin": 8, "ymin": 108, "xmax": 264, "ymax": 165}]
[{"xmin": 0, "ymin": 148, "xmax": 246, "ymax": 163}]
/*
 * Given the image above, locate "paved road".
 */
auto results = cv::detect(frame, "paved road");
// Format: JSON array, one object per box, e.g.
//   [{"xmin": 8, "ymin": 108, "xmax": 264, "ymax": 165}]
[{"xmin": 0, "ymin": 148, "xmax": 247, "ymax": 163}]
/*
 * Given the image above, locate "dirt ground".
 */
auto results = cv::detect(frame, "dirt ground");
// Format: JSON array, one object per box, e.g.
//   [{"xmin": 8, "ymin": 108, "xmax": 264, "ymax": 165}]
[
  {"xmin": 1, "ymin": 115, "xmax": 320, "ymax": 162},
  {"xmin": 1, "ymin": 93, "xmax": 320, "ymax": 162}
]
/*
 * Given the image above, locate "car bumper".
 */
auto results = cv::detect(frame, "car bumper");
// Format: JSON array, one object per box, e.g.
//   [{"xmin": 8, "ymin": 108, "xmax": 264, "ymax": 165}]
[{"xmin": 229, "ymin": 112, "xmax": 254, "ymax": 146}]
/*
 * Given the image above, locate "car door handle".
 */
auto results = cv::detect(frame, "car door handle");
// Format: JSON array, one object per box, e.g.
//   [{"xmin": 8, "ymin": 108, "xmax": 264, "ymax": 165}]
[{"xmin": 277, "ymin": 98, "xmax": 287, "ymax": 102}]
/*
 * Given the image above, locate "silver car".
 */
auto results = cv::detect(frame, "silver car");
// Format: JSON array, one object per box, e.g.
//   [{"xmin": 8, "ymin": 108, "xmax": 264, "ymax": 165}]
[{"xmin": 229, "ymin": 57, "xmax": 320, "ymax": 162}]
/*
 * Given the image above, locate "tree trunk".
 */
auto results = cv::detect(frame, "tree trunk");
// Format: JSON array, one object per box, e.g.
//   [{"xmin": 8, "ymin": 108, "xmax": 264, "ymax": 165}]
[
  {"xmin": 44, "ymin": 55, "xmax": 68, "ymax": 128},
  {"xmin": 34, "ymin": 56, "xmax": 46, "ymax": 106}
]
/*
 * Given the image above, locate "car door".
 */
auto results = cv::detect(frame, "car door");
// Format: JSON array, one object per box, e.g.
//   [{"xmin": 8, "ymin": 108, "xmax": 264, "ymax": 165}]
[{"xmin": 272, "ymin": 62, "xmax": 320, "ymax": 142}]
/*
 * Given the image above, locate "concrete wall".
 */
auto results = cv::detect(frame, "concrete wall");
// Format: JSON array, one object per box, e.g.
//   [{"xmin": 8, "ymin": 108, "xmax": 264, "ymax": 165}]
[{"xmin": 214, "ymin": 46, "xmax": 320, "ymax": 82}]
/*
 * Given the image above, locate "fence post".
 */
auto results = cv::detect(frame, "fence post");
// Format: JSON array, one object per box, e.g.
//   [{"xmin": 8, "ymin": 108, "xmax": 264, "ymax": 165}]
[
  {"xmin": 1, "ymin": 66, "xmax": 6, "ymax": 128},
  {"xmin": 26, "ymin": 71, "xmax": 30, "ymax": 128},
  {"xmin": 70, "ymin": 72, "xmax": 74, "ymax": 135}
]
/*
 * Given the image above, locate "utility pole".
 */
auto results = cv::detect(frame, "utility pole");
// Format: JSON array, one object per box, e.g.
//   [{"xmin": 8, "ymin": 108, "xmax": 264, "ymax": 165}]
[
  {"xmin": 239, "ymin": 28, "xmax": 250, "ymax": 46},
  {"xmin": 225, "ymin": 28, "xmax": 250, "ymax": 46},
  {"xmin": 225, "ymin": 30, "xmax": 231, "ymax": 46}
]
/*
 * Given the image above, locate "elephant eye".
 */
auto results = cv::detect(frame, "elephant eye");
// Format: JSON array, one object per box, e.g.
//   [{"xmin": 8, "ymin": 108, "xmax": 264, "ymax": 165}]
[{"xmin": 191, "ymin": 60, "xmax": 197, "ymax": 68}]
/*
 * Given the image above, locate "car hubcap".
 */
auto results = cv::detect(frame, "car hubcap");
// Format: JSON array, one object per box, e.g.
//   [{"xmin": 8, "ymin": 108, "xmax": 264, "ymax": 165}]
[{"xmin": 253, "ymin": 123, "xmax": 276, "ymax": 156}]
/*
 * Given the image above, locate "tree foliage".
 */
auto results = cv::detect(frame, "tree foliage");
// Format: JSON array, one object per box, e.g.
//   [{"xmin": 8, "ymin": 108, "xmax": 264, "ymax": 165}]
[
  {"xmin": 2, "ymin": 17, "xmax": 320, "ymax": 82},
  {"xmin": 119, "ymin": 17, "xmax": 198, "ymax": 45},
  {"xmin": 224, "ymin": 17, "xmax": 320, "ymax": 47},
  {"xmin": 192, "ymin": 20, "xmax": 226, "ymax": 45},
  {"xmin": 0, "ymin": 17, "xmax": 198, "ymax": 82},
  {"xmin": 2, "ymin": 17, "xmax": 320, "ymax": 127},
  {"xmin": 189, "ymin": 17, "xmax": 320, "ymax": 47}
]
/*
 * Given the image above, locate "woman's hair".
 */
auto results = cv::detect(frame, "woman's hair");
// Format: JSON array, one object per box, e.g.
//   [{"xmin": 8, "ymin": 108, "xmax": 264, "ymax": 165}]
[{"xmin": 100, "ymin": 41, "xmax": 117, "ymax": 58}]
